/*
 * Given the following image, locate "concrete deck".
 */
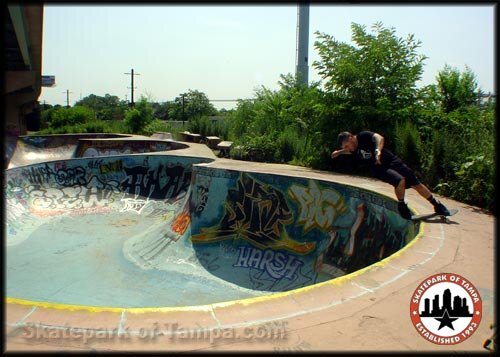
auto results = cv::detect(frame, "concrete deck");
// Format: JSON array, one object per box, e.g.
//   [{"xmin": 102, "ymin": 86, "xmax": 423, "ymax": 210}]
[{"xmin": 4, "ymin": 140, "xmax": 495, "ymax": 352}]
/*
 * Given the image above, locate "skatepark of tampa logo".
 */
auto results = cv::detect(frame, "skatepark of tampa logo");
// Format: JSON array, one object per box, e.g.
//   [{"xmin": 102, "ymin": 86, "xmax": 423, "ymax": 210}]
[{"xmin": 410, "ymin": 273, "xmax": 482, "ymax": 345}]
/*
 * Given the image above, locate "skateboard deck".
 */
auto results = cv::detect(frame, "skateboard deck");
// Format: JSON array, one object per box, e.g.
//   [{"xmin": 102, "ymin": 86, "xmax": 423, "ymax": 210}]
[{"xmin": 411, "ymin": 208, "xmax": 458, "ymax": 222}]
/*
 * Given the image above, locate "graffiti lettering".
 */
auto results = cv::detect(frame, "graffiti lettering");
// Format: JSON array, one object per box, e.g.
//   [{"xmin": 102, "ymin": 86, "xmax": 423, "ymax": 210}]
[
  {"xmin": 6, "ymin": 177, "xmax": 24, "ymax": 195},
  {"xmin": 120, "ymin": 198, "xmax": 149, "ymax": 214},
  {"xmin": 190, "ymin": 183, "xmax": 210, "ymax": 214},
  {"xmin": 6, "ymin": 198, "xmax": 26, "ymax": 223},
  {"xmin": 190, "ymin": 175, "xmax": 211, "ymax": 215},
  {"xmin": 171, "ymin": 210, "xmax": 190, "ymax": 235},
  {"xmin": 225, "ymin": 174, "xmax": 293, "ymax": 247},
  {"xmin": 53, "ymin": 162, "xmax": 67, "ymax": 171},
  {"xmin": 54, "ymin": 166, "xmax": 87, "ymax": 186},
  {"xmin": 21, "ymin": 164, "xmax": 88, "ymax": 187},
  {"xmin": 191, "ymin": 173, "xmax": 315, "ymax": 254},
  {"xmin": 24, "ymin": 176, "xmax": 119, "ymax": 212},
  {"xmin": 25, "ymin": 136, "xmax": 47, "ymax": 147},
  {"xmin": 289, "ymin": 180, "xmax": 348, "ymax": 233},
  {"xmin": 88, "ymin": 159, "xmax": 104, "ymax": 170},
  {"xmin": 100, "ymin": 160, "xmax": 123, "ymax": 174},
  {"xmin": 82, "ymin": 147, "xmax": 132, "ymax": 157},
  {"xmin": 22, "ymin": 164, "xmax": 53, "ymax": 185},
  {"xmin": 120, "ymin": 164, "xmax": 190, "ymax": 199},
  {"xmin": 234, "ymin": 247, "xmax": 303, "ymax": 280}
]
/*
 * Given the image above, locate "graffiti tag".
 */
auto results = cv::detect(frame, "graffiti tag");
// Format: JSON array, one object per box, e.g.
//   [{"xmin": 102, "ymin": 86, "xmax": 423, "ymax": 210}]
[
  {"xmin": 289, "ymin": 180, "xmax": 348, "ymax": 233},
  {"xmin": 234, "ymin": 246, "xmax": 303, "ymax": 280},
  {"xmin": 120, "ymin": 197, "xmax": 149, "ymax": 214},
  {"xmin": 192, "ymin": 173, "xmax": 315, "ymax": 254},
  {"xmin": 120, "ymin": 164, "xmax": 190, "ymax": 199}
]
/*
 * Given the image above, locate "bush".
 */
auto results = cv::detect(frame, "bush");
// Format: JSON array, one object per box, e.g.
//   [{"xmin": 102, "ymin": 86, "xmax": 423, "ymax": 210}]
[
  {"xmin": 394, "ymin": 120, "xmax": 423, "ymax": 176},
  {"xmin": 106, "ymin": 120, "xmax": 129, "ymax": 133},
  {"xmin": 36, "ymin": 120, "xmax": 113, "ymax": 134},
  {"xmin": 124, "ymin": 98, "xmax": 154, "ymax": 133},
  {"xmin": 423, "ymin": 105, "xmax": 495, "ymax": 212},
  {"xmin": 143, "ymin": 119, "xmax": 174, "ymax": 136},
  {"xmin": 451, "ymin": 154, "xmax": 495, "ymax": 212},
  {"xmin": 188, "ymin": 116, "xmax": 211, "ymax": 137},
  {"xmin": 238, "ymin": 134, "xmax": 279, "ymax": 162},
  {"xmin": 188, "ymin": 116, "xmax": 230, "ymax": 139},
  {"xmin": 44, "ymin": 106, "xmax": 94, "ymax": 129},
  {"xmin": 227, "ymin": 100, "xmax": 255, "ymax": 139},
  {"xmin": 81, "ymin": 121, "xmax": 112, "ymax": 133},
  {"xmin": 276, "ymin": 126, "xmax": 302, "ymax": 163},
  {"xmin": 229, "ymin": 145, "xmax": 249, "ymax": 161}
]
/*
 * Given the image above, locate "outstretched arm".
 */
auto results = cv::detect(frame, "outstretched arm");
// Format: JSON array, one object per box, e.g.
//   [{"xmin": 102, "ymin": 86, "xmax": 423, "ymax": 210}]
[
  {"xmin": 373, "ymin": 133, "xmax": 384, "ymax": 164},
  {"xmin": 331, "ymin": 148, "xmax": 352, "ymax": 159}
]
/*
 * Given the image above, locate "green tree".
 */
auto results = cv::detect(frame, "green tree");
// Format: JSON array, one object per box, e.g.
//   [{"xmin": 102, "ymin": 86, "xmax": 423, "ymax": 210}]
[
  {"xmin": 124, "ymin": 97, "xmax": 154, "ymax": 133},
  {"xmin": 151, "ymin": 101, "xmax": 177, "ymax": 120},
  {"xmin": 436, "ymin": 65, "xmax": 480, "ymax": 113},
  {"xmin": 313, "ymin": 22, "xmax": 427, "ymax": 131},
  {"xmin": 75, "ymin": 93, "xmax": 128, "ymax": 120},
  {"xmin": 171, "ymin": 90, "xmax": 217, "ymax": 122},
  {"xmin": 227, "ymin": 99, "xmax": 256, "ymax": 139},
  {"xmin": 224, "ymin": 74, "xmax": 330, "ymax": 166},
  {"xmin": 43, "ymin": 106, "xmax": 94, "ymax": 129}
]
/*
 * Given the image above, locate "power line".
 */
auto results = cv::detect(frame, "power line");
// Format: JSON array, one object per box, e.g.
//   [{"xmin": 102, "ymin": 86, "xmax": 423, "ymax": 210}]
[{"xmin": 208, "ymin": 99, "xmax": 255, "ymax": 102}]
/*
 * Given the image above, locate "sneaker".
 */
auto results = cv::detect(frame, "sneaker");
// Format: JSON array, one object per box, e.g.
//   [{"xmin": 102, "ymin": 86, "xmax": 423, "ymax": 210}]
[
  {"xmin": 398, "ymin": 201, "xmax": 412, "ymax": 220},
  {"xmin": 434, "ymin": 202, "xmax": 450, "ymax": 216}
]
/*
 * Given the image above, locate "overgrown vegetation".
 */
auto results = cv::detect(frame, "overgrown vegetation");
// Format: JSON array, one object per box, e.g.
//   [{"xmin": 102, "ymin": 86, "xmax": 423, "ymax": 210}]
[{"xmin": 35, "ymin": 22, "xmax": 495, "ymax": 213}]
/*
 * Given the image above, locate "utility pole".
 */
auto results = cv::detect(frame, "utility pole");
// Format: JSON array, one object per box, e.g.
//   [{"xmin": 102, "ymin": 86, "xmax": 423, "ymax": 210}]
[
  {"xmin": 62, "ymin": 89, "xmax": 73, "ymax": 107},
  {"xmin": 295, "ymin": 3, "xmax": 310, "ymax": 86},
  {"xmin": 124, "ymin": 68, "xmax": 140, "ymax": 106},
  {"xmin": 181, "ymin": 93, "xmax": 186, "ymax": 125},
  {"xmin": 175, "ymin": 93, "xmax": 188, "ymax": 127}
]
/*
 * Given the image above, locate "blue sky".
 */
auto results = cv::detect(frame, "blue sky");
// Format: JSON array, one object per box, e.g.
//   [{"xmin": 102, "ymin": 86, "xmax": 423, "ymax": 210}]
[{"xmin": 39, "ymin": 4, "xmax": 496, "ymax": 109}]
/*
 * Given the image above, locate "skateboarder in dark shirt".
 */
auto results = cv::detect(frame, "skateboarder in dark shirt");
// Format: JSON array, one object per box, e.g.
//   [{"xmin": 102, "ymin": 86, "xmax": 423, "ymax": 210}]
[{"xmin": 331, "ymin": 131, "xmax": 450, "ymax": 219}]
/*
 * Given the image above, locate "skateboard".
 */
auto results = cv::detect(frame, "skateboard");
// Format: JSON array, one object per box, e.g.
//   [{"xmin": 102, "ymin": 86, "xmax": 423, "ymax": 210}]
[{"xmin": 411, "ymin": 208, "xmax": 458, "ymax": 223}]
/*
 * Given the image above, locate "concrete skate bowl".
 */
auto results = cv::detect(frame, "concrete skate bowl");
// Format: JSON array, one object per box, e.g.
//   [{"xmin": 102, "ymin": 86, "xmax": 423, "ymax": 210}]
[
  {"xmin": 5, "ymin": 133, "xmax": 189, "ymax": 169},
  {"xmin": 5, "ymin": 150, "xmax": 421, "ymax": 310}
]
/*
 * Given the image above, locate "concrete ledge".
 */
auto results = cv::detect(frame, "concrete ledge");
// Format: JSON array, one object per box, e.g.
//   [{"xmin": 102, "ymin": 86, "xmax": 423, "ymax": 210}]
[{"xmin": 216, "ymin": 141, "xmax": 233, "ymax": 157}]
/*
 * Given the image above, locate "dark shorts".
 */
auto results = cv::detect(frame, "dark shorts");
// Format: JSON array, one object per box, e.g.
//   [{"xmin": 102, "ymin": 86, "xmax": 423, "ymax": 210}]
[{"xmin": 373, "ymin": 158, "xmax": 420, "ymax": 189}]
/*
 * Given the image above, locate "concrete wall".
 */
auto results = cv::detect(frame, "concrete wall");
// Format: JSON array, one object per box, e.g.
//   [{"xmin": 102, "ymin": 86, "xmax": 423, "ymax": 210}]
[
  {"xmin": 189, "ymin": 165, "xmax": 417, "ymax": 291},
  {"xmin": 74, "ymin": 139, "xmax": 188, "ymax": 158},
  {"xmin": 6, "ymin": 134, "xmax": 129, "ymax": 168},
  {"xmin": 6, "ymin": 134, "xmax": 188, "ymax": 168},
  {"xmin": 5, "ymin": 154, "xmax": 213, "ymax": 243}
]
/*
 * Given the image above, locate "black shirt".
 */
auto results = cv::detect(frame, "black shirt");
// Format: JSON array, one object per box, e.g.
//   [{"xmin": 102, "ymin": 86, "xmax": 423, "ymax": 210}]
[{"xmin": 354, "ymin": 131, "xmax": 398, "ymax": 167}]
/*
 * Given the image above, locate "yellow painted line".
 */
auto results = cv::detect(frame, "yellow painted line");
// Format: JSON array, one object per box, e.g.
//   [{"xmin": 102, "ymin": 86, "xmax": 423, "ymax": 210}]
[
  {"xmin": 5, "ymin": 297, "xmax": 211, "ymax": 314},
  {"xmin": 6, "ymin": 218, "xmax": 427, "ymax": 314}
]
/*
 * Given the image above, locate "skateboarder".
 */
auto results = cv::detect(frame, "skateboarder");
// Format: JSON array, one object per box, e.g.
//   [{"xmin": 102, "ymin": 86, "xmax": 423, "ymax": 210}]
[{"xmin": 331, "ymin": 131, "xmax": 451, "ymax": 219}]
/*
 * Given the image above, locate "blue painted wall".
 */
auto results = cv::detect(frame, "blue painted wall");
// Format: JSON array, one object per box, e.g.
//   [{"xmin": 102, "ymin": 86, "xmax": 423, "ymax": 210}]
[{"xmin": 189, "ymin": 166, "xmax": 417, "ymax": 291}]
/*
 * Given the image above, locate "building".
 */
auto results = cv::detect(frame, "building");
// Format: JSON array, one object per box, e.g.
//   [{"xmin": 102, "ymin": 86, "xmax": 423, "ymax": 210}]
[{"xmin": 4, "ymin": 4, "xmax": 43, "ymax": 136}]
